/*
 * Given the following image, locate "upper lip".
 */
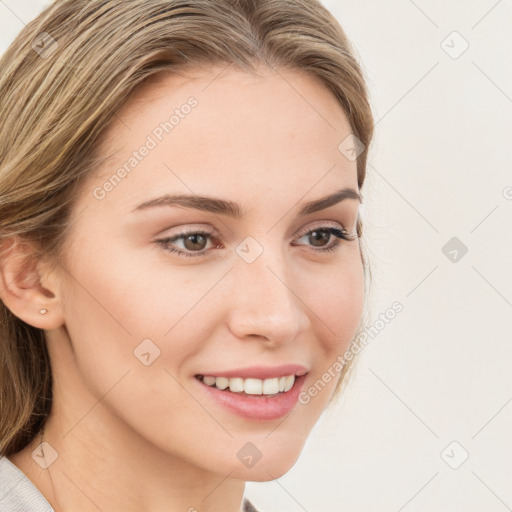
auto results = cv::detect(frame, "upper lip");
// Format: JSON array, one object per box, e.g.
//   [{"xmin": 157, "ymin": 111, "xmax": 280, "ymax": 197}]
[{"xmin": 196, "ymin": 364, "xmax": 308, "ymax": 379}]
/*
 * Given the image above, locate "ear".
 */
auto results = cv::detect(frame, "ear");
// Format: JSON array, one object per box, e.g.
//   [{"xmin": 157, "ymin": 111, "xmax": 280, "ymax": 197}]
[{"xmin": 0, "ymin": 236, "xmax": 65, "ymax": 329}]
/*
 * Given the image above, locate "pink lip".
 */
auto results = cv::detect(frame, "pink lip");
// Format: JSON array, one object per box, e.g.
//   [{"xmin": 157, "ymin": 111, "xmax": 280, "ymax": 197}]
[
  {"xmin": 195, "ymin": 373, "xmax": 307, "ymax": 421},
  {"xmin": 196, "ymin": 364, "xmax": 308, "ymax": 379}
]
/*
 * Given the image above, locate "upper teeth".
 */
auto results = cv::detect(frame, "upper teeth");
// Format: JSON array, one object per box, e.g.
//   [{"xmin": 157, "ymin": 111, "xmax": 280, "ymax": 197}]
[{"xmin": 201, "ymin": 375, "xmax": 296, "ymax": 395}]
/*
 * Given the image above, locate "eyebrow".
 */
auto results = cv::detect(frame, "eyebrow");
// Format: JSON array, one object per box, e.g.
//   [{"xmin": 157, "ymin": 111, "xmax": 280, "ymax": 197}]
[{"xmin": 131, "ymin": 187, "xmax": 361, "ymax": 218}]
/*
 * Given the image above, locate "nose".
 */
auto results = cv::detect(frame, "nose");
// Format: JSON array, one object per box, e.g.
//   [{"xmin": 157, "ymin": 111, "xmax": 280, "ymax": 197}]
[{"xmin": 226, "ymin": 247, "xmax": 311, "ymax": 346}]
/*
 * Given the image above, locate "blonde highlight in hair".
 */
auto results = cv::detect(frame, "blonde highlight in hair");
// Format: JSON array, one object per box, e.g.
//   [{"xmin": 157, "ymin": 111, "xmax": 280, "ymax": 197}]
[{"xmin": 0, "ymin": 0, "xmax": 374, "ymax": 456}]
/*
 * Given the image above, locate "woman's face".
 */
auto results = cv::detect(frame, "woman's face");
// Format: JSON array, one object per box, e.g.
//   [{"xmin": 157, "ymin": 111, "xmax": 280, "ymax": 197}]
[{"xmin": 51, "ymin": 64, "xmax": 364, "ymax": 480}]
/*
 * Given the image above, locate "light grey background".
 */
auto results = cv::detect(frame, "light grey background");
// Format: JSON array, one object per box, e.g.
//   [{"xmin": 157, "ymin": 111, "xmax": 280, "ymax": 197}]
[{"xmin": 1, "ymin": 1, "xmax": 511, "ymax": 511}]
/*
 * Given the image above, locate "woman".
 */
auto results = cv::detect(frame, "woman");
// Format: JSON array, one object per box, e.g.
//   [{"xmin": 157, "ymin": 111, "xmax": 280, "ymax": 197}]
[{"xmin": 0, "ymin": 0, "xmax": 374, "ymax": 510}]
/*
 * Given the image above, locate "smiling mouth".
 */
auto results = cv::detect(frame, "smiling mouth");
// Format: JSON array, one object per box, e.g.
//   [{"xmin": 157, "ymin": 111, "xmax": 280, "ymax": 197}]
[{"xmin": 195, "ymin": 374, "xmax": 298, "ymax": 396}]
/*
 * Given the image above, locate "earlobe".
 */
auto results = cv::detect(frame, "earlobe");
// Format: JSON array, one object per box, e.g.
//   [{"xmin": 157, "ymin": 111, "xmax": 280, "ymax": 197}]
[{"xmin": 0, "ymin": 236, "xmax": 65, "ymax": 329}]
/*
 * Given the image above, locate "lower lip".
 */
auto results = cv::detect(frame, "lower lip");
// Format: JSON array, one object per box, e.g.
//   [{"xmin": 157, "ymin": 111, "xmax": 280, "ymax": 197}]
[{"xmin": 195, "ymin": 374, "xmax": 307, "ymax": 421}]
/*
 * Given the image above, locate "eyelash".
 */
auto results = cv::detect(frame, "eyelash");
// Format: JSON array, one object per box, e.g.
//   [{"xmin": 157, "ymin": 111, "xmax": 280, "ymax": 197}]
[{"xmin": 155, "ymin": 225, "xmax": 356, "ymax": 258}]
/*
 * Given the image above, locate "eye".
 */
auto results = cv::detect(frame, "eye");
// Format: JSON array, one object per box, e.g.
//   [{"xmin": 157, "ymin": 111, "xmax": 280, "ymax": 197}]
[
  {"xmin": 155, "ymin": 224, "xmax": 356, "ymax": 258},
  {"xmin": 292, "ymin": 225, "xmax": 356, "ymax": 254},
  {"xmin": 156, "ymin": 229, "xmax": 220, "ymax": 258}
]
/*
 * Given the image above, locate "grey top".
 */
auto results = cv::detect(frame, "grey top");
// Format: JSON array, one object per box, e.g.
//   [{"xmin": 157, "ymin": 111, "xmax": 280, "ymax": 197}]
[
  {"xmin": 0, "ymin": 454, "xmax": 259, "ymax": 511},
  {"xmin": 0, "ymin": 455, "xmax": 53, "ymax": 511}
]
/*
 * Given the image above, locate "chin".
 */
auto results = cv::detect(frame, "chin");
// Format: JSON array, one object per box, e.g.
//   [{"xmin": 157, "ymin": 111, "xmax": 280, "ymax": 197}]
[
  {"xmin": 244, "ymin": 463, "xmax": 297, "ymax": 482},
  {"xmin": 225, "ymin": 443, "xmax": 304, "ymax": 482}
]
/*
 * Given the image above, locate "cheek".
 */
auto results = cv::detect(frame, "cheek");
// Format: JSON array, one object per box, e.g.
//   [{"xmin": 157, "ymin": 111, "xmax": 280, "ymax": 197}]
[
  {"xmin": 307, "ymin": 251, "xmax": 365, "ymax": 351},
  {"xmin": 57, "ymin": 258, "xmax": 209, "ymax": 445},
  {"xmin": 57, "ymin": 251, "xmax": 167, "ymax": 396},
  {"xmin": 58, "ymin": 242, "xmax": 218, "ymax": 394},
  {"xmin": 294, "ymin": 252, "xmax": 364, "ymax": 409},
  {"xmin": 333, "ymin": 268, "xmax": 365, "ymax": 345}
]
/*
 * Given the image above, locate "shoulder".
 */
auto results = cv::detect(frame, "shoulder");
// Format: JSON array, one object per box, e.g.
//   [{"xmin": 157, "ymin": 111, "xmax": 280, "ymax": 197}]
[
  {"xmin": 0, "ymin": 455, "xmax": 54, "ymax": 512},
  {"xmin": 243, "ymin": 496, "xmax": 261, "ymax": 512}
]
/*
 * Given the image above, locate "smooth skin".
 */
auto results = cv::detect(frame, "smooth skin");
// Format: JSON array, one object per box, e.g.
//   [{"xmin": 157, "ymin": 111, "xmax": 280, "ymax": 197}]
[{"xmin": 1, "ymin": 64, "xmax": 364, "ymax": 512}]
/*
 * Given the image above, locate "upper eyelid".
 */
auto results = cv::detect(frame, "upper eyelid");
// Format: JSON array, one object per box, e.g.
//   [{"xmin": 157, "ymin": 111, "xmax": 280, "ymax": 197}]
[
  {"xmin": 295, "ymin": 220, "xmax": 347, "ymax": 236},
  {"xmin": 159, "ymin": 219, "xmax": 348, "ymax": 238}
]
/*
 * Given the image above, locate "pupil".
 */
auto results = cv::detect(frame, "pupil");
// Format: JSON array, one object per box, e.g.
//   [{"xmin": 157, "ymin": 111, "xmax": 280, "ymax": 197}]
[
  {"xmin": 185, "ymin": 234, "xmax": 206, "ymax": 250},
  {"xmin": 310, "ymin": 230, "xmax": 329, "ymax": 247}
]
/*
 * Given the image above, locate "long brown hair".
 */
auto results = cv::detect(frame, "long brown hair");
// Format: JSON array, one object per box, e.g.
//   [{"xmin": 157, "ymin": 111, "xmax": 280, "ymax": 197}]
[{"xmin": 0, "ymin": 0, "xmax": 374, "ymax": 457}]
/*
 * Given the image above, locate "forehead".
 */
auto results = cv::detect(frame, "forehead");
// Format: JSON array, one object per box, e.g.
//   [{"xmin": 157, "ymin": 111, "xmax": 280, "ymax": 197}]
[{"xmin": 80, "ymin": 64, "xmax": 358, "ymax": 213}]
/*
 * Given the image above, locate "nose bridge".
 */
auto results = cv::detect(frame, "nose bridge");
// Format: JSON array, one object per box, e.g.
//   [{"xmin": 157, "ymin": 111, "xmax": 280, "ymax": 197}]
[{"xmin": 227, "ymin": 239, "xmax": 310, "ymax": 343}]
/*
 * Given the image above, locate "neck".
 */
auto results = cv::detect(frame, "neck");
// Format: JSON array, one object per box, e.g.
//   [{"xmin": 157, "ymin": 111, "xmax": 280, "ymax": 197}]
[{"xmin": 16, "ymin": 413, "xmax": 246, "ymax": 512}]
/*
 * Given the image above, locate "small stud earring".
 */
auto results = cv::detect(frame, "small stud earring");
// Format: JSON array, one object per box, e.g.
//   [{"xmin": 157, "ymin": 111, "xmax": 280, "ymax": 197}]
[{"xmin": 39, "ymin": 308, "xmax": 48, "ymax": 315}]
